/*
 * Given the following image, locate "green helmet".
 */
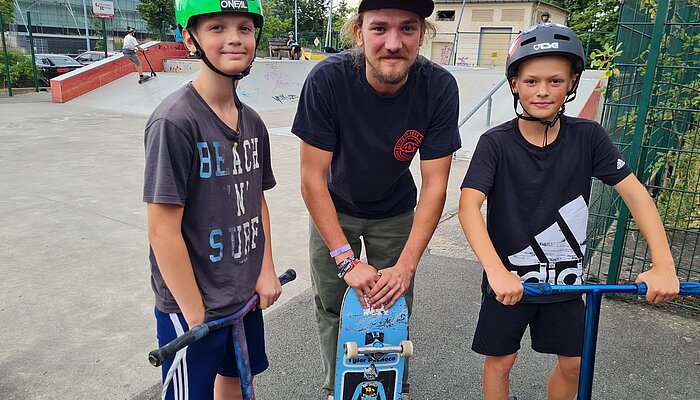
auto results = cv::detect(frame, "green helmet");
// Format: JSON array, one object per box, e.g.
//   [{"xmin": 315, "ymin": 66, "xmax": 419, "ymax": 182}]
[{"xmin": 175, "ymin": 0, "xmax": 264, "ymax": 30}]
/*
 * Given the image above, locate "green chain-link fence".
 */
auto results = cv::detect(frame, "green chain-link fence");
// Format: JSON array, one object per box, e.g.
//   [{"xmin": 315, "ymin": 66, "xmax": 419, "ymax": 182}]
[{"xmin": 585, "ymin": 0, "xmax": 700, "ymax": 293}]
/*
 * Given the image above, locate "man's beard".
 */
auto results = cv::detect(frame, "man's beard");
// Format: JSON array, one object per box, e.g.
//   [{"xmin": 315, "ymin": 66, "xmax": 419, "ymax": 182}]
[{"xmin": 367, "ymin": 52, "xmax": 409, "ymax": 85}]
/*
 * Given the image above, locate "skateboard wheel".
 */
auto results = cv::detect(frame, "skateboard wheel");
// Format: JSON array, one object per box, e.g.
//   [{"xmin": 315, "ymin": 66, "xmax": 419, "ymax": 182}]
[
  {"xmin": 345, "ymin": 342, "xmax": 358, "ymax": 359},
  {"xmin": 400, "ymin": 340, "xmax": 413, "ymax": 358}
]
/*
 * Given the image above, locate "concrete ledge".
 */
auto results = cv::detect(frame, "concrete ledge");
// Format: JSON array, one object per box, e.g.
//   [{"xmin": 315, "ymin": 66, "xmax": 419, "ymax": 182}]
[{"xmin": 50, "ymin": 41, "xmax": 189, "ymax": 103}]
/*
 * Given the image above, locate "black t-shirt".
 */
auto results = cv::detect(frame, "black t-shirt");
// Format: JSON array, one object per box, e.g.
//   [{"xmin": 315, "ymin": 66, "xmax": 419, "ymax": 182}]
[
  {"xmin": 461, "ymin": 116, "xmax": 632, "ymax": 302},
  {"xmin": 292, "ymin": 52, "xmax": 462, "ymax": 219},
  {"xmin": 143, "ymin": 83, "xmax": 276, "ymax": 320}
]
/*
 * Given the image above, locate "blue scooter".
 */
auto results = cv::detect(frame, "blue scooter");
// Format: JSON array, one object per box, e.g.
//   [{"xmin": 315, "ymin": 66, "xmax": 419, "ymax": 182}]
[{"xmin": 523, "ymin": 281, "xmax": 700, "ymax": 400}]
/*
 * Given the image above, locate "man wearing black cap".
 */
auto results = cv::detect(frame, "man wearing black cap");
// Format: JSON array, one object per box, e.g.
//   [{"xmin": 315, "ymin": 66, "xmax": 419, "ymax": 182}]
[
  {"xmin": 292, "ymin": 0, "xmax": 461, "ymax": 398},
  {"xmin": 540, "ymin": 11, "xmax": 551, "ymax": 23}
]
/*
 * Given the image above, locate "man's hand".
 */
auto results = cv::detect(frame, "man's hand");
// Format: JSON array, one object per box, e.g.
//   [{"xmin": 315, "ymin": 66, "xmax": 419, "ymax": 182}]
[
  {"xmin": 487, "ymin": 269, "xmax": 523, "ymax": 306},
  {"xmin": 255, "ymin": 267, "xmax": 283, "ymax": 310},
  {"xmin": 368, "ymin": 265, "xmax": 413, "ymax": 309},
  {"xmin": 636, "ymin": 267, "xmax": 679, "ymax": 304},
  {"xmin": 344, "ymin": 262, "xmax": 379, "ymax": 308}
]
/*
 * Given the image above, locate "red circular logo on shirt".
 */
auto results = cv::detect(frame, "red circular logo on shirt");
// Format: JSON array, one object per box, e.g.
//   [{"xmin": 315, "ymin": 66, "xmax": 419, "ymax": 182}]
[{"xmin": 394, "ymin": 130, "xmax": 424, "ymax": 161}]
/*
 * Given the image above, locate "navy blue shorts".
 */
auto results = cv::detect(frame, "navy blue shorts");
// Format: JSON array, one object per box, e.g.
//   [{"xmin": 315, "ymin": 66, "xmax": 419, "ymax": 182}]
[
  {"xmin": 471, "ymin": 296, "xmax": 584, "ymax": 357},
  {"xmin": 155, "ymin": 307, "xmax": 269, "ymax": 400}
]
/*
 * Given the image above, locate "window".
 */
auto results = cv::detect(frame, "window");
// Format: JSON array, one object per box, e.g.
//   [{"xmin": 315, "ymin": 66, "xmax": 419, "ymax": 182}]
[
  {"xmin": 502, "ymin": 9, "xmax": 525, "ymax": 22},
  {"xmin": 436, "ymin": 10, "xmax": 456, "ymax": 21},
  {"xmin": 472, "ymin": 9, "xmax": 494, "ymax": 22}
]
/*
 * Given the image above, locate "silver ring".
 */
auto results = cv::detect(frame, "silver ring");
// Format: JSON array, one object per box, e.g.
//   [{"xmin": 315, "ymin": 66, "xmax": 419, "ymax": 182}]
[{"xmin": 387, "ymin": 284, "xmax": 393, "ymax": 291}]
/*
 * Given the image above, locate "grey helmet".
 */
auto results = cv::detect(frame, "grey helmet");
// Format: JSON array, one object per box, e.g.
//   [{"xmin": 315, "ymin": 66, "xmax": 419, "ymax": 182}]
[
  {"xmin": 506, "ymin": 23, "xmax": 585, "ymax": 81},
  {"xmin": 506, "ymin": 23, "xmax": 586, "ymax": 131}
]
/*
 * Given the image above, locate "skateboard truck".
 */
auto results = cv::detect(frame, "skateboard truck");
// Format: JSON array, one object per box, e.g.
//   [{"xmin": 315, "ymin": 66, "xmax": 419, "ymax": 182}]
[{"xmin": 344, "ymin": 340, "xmax": 413, "ymax": 360}]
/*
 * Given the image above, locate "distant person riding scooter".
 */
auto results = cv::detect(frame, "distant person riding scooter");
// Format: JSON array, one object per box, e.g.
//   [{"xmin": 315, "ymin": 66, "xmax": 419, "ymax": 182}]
[{"xmin": 123, "ymin": 27, "xmax": 145, "ymax": 81}]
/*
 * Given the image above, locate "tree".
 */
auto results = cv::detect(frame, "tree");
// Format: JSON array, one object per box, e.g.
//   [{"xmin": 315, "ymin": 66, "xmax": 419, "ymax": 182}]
[
  {"xmin": 331, "ymin": 1, "xmax": 356, "ymax": 49},
  {"xmin": 0, "ymin": 0, "xmax": 16, "ymax": 31},
  {"xmin": 92, "ymin": 18, "xmax": 104, "ymax": 51},
  {"xmin": 136, "ymin": 0, "xmax": 175, "ymax": 39},
  {"xmin": 547, "ymin": 0, "xmax": 620, "ymax": 63},
  {"xmin": 264, "ymin": 0, "xmax": 327, "ymax": 35},
  {"xmin": 260, "ymin": 14, "xmax": 292, "ymax": 52}
]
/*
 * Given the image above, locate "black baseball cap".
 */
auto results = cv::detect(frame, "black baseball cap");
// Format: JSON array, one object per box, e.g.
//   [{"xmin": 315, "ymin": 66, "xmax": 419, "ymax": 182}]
[{"xmin": 358, "ymin": 0, "xmax": 434, "ymax": 18}]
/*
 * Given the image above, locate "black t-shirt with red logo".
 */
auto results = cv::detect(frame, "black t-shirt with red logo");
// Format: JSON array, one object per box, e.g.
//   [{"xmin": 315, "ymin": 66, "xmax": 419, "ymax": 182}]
[{"xmin": 292, "ymin": 51, "xmax": 461, "ymax": 219}]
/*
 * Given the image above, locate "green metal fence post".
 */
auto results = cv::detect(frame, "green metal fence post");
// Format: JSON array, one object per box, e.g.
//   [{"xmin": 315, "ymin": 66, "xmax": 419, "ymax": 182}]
[
  {"xmin": 102, "ymin": 18, "xmax": 108, "ymax": 57},
  {"xmin": 1, "ymin": 13, "xmax": 12, "ymax": 97},
  {"xmin": 27, "ymin": 11, "xmax": 39, "ymax": 92},
  {"xmin": 606, "ymin": 0, "xmax": 671, "ymax": 284}
]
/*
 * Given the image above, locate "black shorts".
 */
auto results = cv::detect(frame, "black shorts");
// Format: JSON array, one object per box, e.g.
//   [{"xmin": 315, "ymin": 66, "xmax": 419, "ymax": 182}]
[{"xmin": 471, "ymin": 296, "xmax": 584, "ymax": 357}]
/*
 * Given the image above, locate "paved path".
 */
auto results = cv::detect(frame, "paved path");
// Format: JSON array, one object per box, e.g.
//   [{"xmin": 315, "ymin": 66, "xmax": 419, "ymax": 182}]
[{"xmin": 1, "ymin": 71, "xmax": 697, "ymax": 400}]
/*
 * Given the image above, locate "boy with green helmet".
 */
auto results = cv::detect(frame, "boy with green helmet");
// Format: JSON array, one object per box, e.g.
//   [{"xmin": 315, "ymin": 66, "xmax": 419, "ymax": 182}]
[
  {"xmin": 145, "ymin": 0, "xmax": 281, "ymax": 399},
  {"xmin": 175, "ymin": 0, "xmax": 264, "ymax": 80},
  {"xmin": 459, "ymin": 23, "xmax": 679, "ymax": 399}
]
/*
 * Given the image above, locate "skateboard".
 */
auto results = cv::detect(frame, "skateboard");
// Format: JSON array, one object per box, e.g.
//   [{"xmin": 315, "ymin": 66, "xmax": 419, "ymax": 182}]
[
  {"xmin": 335, "ymin": 287, "xmax": 413, "ymax": 400},
  {"xmin": 138, "ymin": 75, "xmax": 154, "ymax": 84}
]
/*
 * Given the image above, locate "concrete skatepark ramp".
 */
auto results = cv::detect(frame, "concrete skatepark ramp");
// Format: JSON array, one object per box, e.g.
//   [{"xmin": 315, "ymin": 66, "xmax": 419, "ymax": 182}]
[
  {"xmin": 69, "ymin": 59, "xmax": 318, "ymax": 117},
  {"xmin": 68, "ymin": 58, "xmax": 601, "ymax": 157}
]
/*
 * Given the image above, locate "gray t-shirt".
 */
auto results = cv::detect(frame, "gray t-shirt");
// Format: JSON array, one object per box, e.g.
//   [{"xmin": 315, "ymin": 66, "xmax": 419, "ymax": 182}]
[{"xmin": 143, "ymin": 83, "xmax": 276, "ymax": 321}]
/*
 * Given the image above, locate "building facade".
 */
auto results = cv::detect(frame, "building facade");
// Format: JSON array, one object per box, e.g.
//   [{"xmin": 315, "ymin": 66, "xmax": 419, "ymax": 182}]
[
  {"xmin": 10, "ymin": 0, "xmax": 148, "ymax": 55},
  {"xmin": 425, "ymin": 0, "xmax": 568, "ymax": 66}
]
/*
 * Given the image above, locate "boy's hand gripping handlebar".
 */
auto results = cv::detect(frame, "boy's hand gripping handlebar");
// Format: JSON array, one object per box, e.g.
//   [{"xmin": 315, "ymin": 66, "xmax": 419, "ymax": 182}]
[{"xmin": 148, "ymin": 269, "xmax": 297, "ymax": 367}]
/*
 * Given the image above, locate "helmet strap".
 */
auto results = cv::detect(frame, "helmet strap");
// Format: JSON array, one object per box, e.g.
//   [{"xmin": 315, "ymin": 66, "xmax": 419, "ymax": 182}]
[{"xmin": 188, "ymin": 27, "xmax": 264, "ymax": 82}]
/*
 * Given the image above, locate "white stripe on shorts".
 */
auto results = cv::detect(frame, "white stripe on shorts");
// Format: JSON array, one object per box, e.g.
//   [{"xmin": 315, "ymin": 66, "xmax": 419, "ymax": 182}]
[{"xmin": 162, "ymin": 313, "xmax": 189, "ymax": 400}]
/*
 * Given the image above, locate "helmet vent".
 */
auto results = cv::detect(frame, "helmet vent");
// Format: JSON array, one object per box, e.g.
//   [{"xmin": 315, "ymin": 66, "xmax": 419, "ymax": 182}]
[
  {"xmin": 554, "ymin": 34, "xmax": 570, "ymax": 41},
  {"xmin": 521, "ymin": 37, "xmax": 537, "ymax": 46}
]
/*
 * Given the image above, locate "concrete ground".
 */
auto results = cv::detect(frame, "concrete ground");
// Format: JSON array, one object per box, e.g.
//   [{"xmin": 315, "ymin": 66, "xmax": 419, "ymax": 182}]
[{"xmin": 1, "ymin": 84, "xmax": 698, "ymax": 400}]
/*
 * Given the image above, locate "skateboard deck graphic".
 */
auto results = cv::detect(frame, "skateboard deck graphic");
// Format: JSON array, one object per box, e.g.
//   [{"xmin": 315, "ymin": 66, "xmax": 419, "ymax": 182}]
[{"xmin": 335, "ymin": 287, "xmax": 412, "ymax": 400}]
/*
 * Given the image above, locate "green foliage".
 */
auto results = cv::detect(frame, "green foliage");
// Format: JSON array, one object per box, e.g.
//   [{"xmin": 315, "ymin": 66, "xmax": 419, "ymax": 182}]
[
  {"xmin": 93, "ymin": 18, "xmax": 104, "ymax": 51},
  {"xmin": 260, "ymin": 0, "xmax": 355, "ymax": 50},
  {"xmin": 260, "ymin": 14, "xmax": 292, "ymax": 51},
  {"xmin": 0, "ymin": 0, "xmax": 15, "ymax": 31},
  {"xmin": 1, "ymin": 49, "xmax": 41, "ymax": 88},
  {"xmin": 612, "ymin": 0, "xmax": 700, "ymax": 229},
  {"xmin": 547, "ymin": 0, "xmax": 618, "ymax": 56},
  {"xmin": 136, "ymin": 0, "xmax": 176, "ymax": 38},
  {"xmin": 331, "ymin": 1, "xmax": 356, "ymax": 49},
  {"xmin": 264, "ymin": 0, "xmax": 328, "ymax": 35},
  {"xmin": 589, "ymin": 42, "xmax": 623, "ymax": 96},
  {"xmin": 590, "ymin": 42, "xmax": 623, "ymax": 76}
]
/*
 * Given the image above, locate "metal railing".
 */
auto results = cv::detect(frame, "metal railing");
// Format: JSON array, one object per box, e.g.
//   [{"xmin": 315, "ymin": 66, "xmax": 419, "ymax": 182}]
[{"xmin": 458, "ymin": 77, "xmax": 508, "ymax": 128}]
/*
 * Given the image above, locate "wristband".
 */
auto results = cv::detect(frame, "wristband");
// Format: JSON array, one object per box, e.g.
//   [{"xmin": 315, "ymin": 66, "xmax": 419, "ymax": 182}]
[
  {"xmin": 338, "ymin": 256, "xmax": 360, "ymax": 279},
  {"xmin": 329, "ymin": 244, "xmax": 352, "ymax": 258},
  {"xmin": 337, "ymin": 254, "xmax": 357, "ymax": 270}
]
